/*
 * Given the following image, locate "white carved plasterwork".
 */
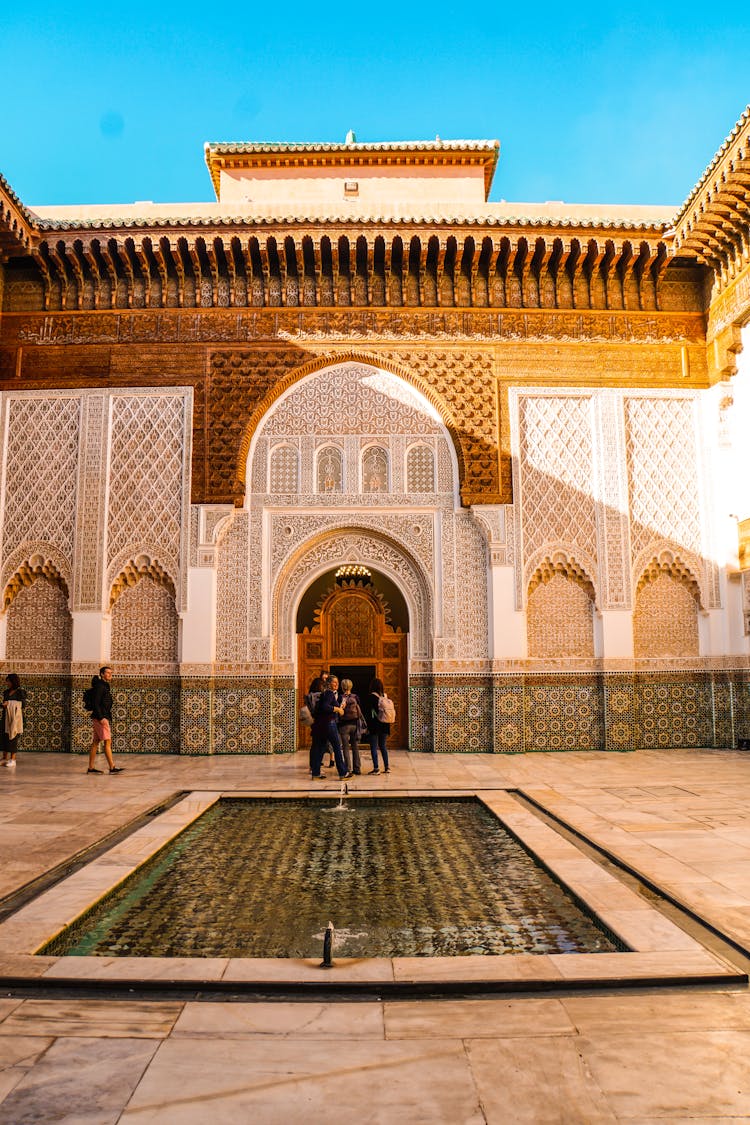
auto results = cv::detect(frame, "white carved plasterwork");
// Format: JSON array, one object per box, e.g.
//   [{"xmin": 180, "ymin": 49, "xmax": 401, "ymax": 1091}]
[
  {"xmin": 106, "ymin": 390, "xmax": 192, "ymax": 610},
  {"xmin": 74, "ymin": 394, "xmax": 109, "ymax": 609},
  {"xmin": 248, "ymin": 362, "xmax": 458, "ymax": 503},
  {"xmin": 274, "ymin": 529, "xmax": 433, "ymax": 662},
  {"xmin": 216, "ymin": 511, "xmax": 250, "ymax": 662},
  {"xmin": 625, "ymin": 393, "xmax": 709, "ymax": 604},
  {"xmin": 471, "ymin": 505, "xmax": 510, "ymax": 567},
  {"xmin": 440, "ymin": 510, "xmax": 456, "ymax": 638},
  {"xmin": 594, "ymin": 392, "xmax": 632, "ymax": 609},
  {"xmin": 260, "ymin": 362, "xmax": 444, "ymax": 438},
  {"xmin": 743, "ymin": 571, "xmax": 750, "ymax": 636},
  {"xmin": 0, "ymin": 394, "xmax": 80, "ymax": 579},
  {"xmin": 454, "ymin": 511, "xmax": 489, "ymax": 657},
  {"xmin": 511, "ymin": 390, "xmax": 599, "ymax": 607},
  {"xmin": 270, "ymin": 512, "xmax": 435, "ymax": 584}
]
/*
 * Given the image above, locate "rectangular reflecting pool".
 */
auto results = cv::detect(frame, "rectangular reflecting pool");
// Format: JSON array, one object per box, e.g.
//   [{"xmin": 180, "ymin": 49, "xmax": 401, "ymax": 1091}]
[{"xmin": 41, "ymin": 797, "xmax": 622, "ymax": 959}]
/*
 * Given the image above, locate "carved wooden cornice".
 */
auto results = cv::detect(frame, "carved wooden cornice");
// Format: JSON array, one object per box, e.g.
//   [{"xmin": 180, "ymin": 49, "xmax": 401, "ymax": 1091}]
[
  {"xmin": 0, "ymin": 174, "xmax": 38, "ymax": 262},
  {"xmin": 1, "ymin": 306, "xmax": 707, "ymax": 348},
  {"xmin": 672, "ymin": 106, "xmax": 750, "ymax": 308},
  {"xmin": 22, "ymin": 227, "xmax": 675, "ymax": 314}
]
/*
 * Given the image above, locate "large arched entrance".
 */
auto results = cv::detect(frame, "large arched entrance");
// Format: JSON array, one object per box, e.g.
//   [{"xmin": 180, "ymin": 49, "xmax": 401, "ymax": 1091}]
[{"xmin": 297, "ymin": 574, "xmax": 409, "ymax": 748}]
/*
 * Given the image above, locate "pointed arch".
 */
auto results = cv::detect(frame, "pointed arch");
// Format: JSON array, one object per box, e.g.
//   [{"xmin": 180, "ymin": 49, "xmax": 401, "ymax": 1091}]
[{"xmin": 274, "ymin": 525, "xmax": 433, "ymax": 662}]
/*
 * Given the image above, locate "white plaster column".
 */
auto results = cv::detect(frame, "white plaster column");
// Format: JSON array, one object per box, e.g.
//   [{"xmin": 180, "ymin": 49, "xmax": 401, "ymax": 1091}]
[
  {"xmin": 71, "ymin": 611, "xmax": 110, "ymax": 663},
  {"xmin": 181, "ymin": 566, "xmax": 218, "ymax": 663},
  {"xmin": 489, "ymin": 565, "xmax": 526, "ymax": 658},
  {"xmin": 598, "ymin": 609, "xmax": 634, "ymax": 659}
]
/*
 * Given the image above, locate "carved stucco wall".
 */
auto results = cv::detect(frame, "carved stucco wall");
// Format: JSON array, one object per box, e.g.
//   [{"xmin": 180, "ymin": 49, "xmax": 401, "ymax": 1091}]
[
  {"xmin": 512, "ymin": 388, "xmax": 714, "ymax": 619},
  {"xmin": 5, "ymin": 577, "xmax": 72, "ymax": 663},
  {"xmin": 0, "ymin": 388, "xmax": 192, "ymax": 666},
  {"xmin": 633, "ymin": 572, "xmax": 700, "ymax": 657},
  {"xmin": 110, "ymin": 576, "xmax": 180, "ymax": 664}
]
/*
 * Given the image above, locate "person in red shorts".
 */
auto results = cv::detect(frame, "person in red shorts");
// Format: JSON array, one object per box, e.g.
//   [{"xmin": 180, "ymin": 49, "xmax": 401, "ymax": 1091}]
[{"xmin": 87, "ymin": 666, "xmax": 124, "ymax": 775}]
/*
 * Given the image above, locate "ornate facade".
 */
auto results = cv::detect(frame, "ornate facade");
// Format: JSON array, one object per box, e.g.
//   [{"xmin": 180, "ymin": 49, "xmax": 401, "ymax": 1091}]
[{"xmin": 1, "ymin": 117, "xmax": 749, "ymax": 754}]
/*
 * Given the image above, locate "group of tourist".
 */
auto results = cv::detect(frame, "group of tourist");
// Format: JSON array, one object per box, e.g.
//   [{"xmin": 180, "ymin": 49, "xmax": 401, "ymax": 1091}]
[{"xmin": 305, "ymin": 671, "xmax": 392, "ymax": 780}]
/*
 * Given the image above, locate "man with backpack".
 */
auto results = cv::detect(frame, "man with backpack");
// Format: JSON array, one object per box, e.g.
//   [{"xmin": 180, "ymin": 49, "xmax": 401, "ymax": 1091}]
[{"xmin": 85, "ymin": 666, "xmax": 124, "ymax": 775}]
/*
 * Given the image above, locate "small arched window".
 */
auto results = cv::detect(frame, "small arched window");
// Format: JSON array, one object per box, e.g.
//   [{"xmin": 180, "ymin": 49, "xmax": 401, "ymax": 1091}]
[
  {"xmin": 316, "ymin": 446, "xmax": 343, "ymax": 493},
  {"xmin": 362, "ymin": 446, "xmax": 389, "ymax": 493}
]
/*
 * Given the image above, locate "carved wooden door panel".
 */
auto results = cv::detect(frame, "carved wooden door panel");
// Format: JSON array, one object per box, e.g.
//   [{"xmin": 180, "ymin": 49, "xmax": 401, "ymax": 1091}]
[{"xmin": 297, "ymin": 587, "xmax": 408, "ymax": 749}]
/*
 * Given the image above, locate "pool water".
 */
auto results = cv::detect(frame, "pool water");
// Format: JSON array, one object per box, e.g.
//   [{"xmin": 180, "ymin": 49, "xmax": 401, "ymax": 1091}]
[{"xmin": 41, "ymin": 797, "xmax": 622, "ymax": 958}]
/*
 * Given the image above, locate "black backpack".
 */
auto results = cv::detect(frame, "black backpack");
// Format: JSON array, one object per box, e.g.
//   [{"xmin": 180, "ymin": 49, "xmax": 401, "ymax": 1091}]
[{"xmin": 83, "ymin": 686, "xmax": 96, "ymax": 712}]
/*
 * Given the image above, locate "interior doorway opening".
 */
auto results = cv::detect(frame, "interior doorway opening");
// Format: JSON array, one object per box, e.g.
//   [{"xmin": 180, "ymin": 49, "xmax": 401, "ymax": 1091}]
[{"xmin": 297, "ymin": 568, "xmax": 409, "ymax": 748}]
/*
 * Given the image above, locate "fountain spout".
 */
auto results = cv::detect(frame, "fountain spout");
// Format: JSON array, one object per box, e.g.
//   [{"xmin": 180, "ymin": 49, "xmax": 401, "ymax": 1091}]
[{"xmin": 320, "ymin": 920, "xmax": 335, "ymax": 969}]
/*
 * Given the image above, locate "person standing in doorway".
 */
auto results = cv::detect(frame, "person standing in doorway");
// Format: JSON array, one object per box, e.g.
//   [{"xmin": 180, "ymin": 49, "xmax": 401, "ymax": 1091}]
[
  {"xmin": 338, "ymin": 678, "xmax": 362, "ymax": 775},
  {"xmin": 87, "ymin": 666, "xmax": 124, "ymax": 775},
  {"xmin": 1, "ymin": 673, "xmax": 26, "ymax": 769},
  {"xmin": 366, "ymin": 676, "xmax": 391, "ymax": 775}
]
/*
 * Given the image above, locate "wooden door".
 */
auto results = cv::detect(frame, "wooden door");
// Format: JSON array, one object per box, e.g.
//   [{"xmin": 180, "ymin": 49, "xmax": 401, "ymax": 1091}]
[{"xmin": 297, "ymin": 586, "xmax": 408, "ymax": 748}]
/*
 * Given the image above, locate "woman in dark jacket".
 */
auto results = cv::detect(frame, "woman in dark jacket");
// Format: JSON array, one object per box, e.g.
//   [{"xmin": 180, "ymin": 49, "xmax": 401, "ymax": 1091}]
[
  {"xmin": 1, "ymin": 672, "xmax": 26, "ymax": 769},
  {"xmin": 366, "ymin": 676, "xmax": 390, "ymax": 775},
  {"xmin": 310, "ymin": 674, "xmax": 350, "ymax": 780}
]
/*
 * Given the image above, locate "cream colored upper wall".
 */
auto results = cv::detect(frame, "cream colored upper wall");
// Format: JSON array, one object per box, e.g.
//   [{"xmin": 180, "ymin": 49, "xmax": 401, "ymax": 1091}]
[{"xmin": 217, "ymin": 162, "xmax": 488, "ymax": 212}]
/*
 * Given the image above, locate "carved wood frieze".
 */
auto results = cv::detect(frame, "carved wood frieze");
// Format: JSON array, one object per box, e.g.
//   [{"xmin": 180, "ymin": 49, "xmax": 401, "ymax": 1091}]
[{"xmin": 2, "ymin": 307, "xmax": 707, "ymax": 347}]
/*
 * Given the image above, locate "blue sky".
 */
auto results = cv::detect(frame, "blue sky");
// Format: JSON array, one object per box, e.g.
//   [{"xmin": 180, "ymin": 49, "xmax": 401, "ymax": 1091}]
[{"xmin": 2, "ymin": 1, "xmax": 748, "ymax": 208}]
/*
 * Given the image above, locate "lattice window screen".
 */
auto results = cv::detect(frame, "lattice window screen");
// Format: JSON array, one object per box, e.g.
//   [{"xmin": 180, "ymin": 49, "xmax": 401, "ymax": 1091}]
[
  {"xmin": 269, "ymin": 445, "xmax": 299, "ymax": 492},
  {"xmin": 406, "ymin": 445, "xmax": 435, "ymax": 492}
]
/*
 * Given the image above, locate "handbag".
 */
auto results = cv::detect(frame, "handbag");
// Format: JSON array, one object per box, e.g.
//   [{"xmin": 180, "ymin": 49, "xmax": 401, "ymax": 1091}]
[
  {"xmin": 355, "ymin": 702, "xmax": 367, "ymax": 743},
  {"xmin": 299, "ymin": 703, "xmax": 314, "ymax": 728}
]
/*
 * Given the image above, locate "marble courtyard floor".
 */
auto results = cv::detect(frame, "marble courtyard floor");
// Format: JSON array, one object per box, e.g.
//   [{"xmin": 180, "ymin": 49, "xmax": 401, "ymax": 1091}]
[{"xmin": 2, "ymin": 747, "xmax": 750, "ymax": 1121}]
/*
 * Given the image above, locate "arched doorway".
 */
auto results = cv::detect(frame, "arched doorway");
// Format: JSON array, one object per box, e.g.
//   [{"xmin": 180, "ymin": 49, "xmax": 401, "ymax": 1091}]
[{"xmin": 298, "ymin": 580, "xmax": 408, "ymax": 748}]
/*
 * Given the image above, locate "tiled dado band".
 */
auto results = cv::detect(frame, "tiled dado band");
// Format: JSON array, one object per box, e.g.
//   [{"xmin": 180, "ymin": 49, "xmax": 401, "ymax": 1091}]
[{"xmin": 13, "ymin": 670, "xmax": 750, "ymax": 755}]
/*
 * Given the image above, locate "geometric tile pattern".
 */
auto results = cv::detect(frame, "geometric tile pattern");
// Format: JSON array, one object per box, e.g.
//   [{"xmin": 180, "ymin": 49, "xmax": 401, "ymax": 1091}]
[
  {"xmin": 433, "ymin": 681, "xmax": 494, "ymax": 752},
  {"xmin": 12, "ymin": 669, "xmax": 750, "ymax": 754},
  {"xmin": 522, "ymin": 678, "xmax": 604, "ymax": 752},
  {"xmin": 635, "ymin": 675, "xmax": 713, "ymax": 749},
  {"xmin": 14, "ymin": 675, "xmax": 72, "ymax": 754},
  {"xmin": 178, "ymin": 678, "xmax": 296, "ymax": 757},
  {"xmin": 110, "ymin": 678, "xmax": 181, "ymax": 755}
]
